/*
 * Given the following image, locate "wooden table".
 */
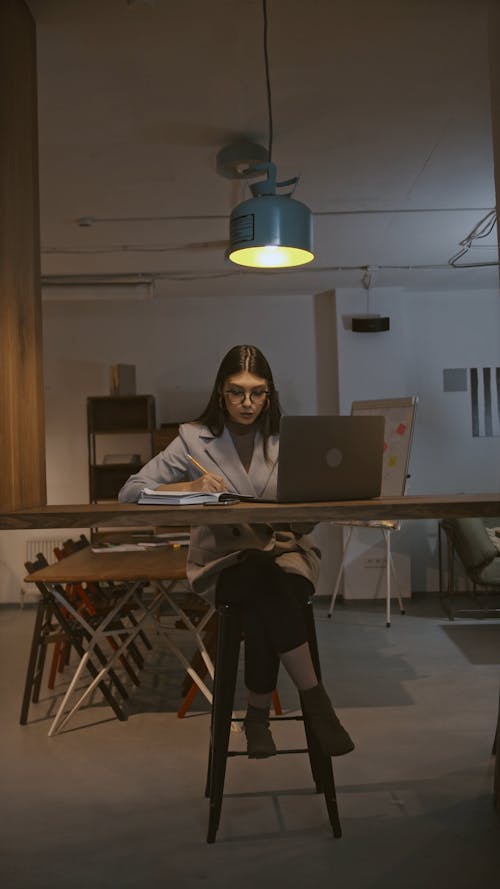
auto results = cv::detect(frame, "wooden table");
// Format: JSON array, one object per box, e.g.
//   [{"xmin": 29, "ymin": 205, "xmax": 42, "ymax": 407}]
[
  {"xmin": 24, "ymin": 544, "xmax": 216, "ymax": 736},
  {"xmin": 26, "ymin": 544, "xmax": 188, "ymax": 584},
  {"xmin": 1, "ymin": 493, "xmax": 500, "ymax": 530}
]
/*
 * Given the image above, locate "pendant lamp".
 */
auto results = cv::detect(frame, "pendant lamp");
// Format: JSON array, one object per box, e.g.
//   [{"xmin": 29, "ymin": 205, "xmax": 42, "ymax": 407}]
[
  {"xmin": 220, "ymin": 0, "xmax": 314, "ymax": 270},
  {"xmin": 227, "ymin": 162, "xmax": 313, "ymax": 269}
]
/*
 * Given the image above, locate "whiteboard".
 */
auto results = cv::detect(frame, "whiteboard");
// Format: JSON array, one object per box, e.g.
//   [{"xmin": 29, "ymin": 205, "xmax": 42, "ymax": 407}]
[{"xmin": 351, "ymin": 396, "xmax": 418, "ymax": 497}]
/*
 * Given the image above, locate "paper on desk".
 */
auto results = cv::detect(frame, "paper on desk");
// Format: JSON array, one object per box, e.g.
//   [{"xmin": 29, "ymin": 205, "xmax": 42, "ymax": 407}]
[
  {"xmin": 91, "ymin": 542, "xmax": 188, "ymax": 553},
  {"xmin": 141, "ymin": 540, "xmax": 189, "ymax": 547},
  {"xmin": 91, "ymin": 544, "xmax": 155, "ymax": 552}
]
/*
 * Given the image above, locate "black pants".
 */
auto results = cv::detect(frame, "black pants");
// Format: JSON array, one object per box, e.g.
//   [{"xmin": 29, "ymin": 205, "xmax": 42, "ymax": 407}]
[{"xmin": 215, "ymin": 550, "xmax": 314, "ymax": 694}]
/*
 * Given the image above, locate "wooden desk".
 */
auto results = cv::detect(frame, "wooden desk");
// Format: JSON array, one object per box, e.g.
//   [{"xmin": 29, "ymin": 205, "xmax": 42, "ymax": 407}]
[
  {"xmin": 2, "ymin": 493, "xmax": 500, "ymax": 530},
  {"xmin": 24, "ymin": 545, "xmax": 215, "ymax": 736},
  {"xmin": 26, "ymin": 544, "xmax": 187, "ymax": 583}
]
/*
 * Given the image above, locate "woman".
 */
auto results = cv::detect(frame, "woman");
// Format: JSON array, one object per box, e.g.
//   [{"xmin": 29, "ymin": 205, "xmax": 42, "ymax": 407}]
[{"xmin": 119, "ymin": 345, "xmax": 354, "ymax": 759}]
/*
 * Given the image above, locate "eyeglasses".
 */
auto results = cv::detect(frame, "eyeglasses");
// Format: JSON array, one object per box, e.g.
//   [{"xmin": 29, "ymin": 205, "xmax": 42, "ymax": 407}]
[{"xmin": 223, "ymin": 387, "xmax": 269, "ymax": 405}]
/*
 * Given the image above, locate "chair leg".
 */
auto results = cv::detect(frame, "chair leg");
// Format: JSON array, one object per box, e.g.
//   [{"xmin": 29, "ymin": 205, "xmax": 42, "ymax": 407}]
[
  {"xmin": 444, "ymin": 529, "xmax": 456, "ymax": 620},
  {"xmin": 383, "ymin": 529, "xmax": 405, "ymax": 628},
  {"xmin": 389, "ymin": 548, "xmax": 405, "ymax": 616},
  {"xmin": 206, "ymin": 604, "xmax": 242, "ymax": 843},
  {"xmin": 328, "ymin": 526, "xmax": 353, "ymax": 618},
  {"xmin": 91, "ymin": 641, "xmax": 130, "ymax": 701},
  {"xmin": 20, "ymin": 600, "xmax": 46, "ymax": 724},
  {"xmin": 63, "ymin": 634, "xmax": 127, "ymax": 724},
  {"xmin": 35, "ymin": 604, "xmax": 61, "ymax": 699},
  {"xmin": 31, "ymin": 644, "xmax": 49, "ymax": 701},
  {"xmin": 109, "ymin": 635, "xmax": 140, "ymax": 686},
  {"xmin": 385, "ymin": 530, "xmax": 391, "ymax": 627},
  {"xmin": 179, "ymin": 618, "xmax": 218, "ymax": 717},
  {"xmin": 272, "ymin": 689, "xmax": 282, "ymax": 715},
  {"xmin": 47, "ymin": 641, "xmax": 63, "ymax": 691},
  {"xmin": 177, "ymin": 681, "xmax": 199, "ymax": 718},
  {"xmin": 43, "ymin": 587, "xmax": 128, "ymax": 726},
  {"xmin": 179, "ymin": 632, "xmax": 281, "ymax": 723},
  {"xmin": 123, "ymin": 609, "xmax": 152, "ymax": 653}
]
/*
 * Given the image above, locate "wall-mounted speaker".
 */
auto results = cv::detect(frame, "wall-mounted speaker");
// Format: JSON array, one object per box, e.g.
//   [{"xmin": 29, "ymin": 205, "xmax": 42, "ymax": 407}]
[{"xmin": 351, "ymin": 315, "xmax": 390, "ymax": 332}]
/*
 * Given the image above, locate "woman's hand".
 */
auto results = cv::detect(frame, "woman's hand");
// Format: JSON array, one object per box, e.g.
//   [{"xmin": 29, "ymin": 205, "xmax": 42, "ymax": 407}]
[{"xmin": 190, "ymin": 472, "xmax": 227, "ymax": 493}]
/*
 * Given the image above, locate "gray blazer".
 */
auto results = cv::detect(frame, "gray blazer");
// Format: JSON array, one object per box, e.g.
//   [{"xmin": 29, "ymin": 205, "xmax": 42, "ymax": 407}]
[{"xmin": 118, "ymin": 422, "xmax": 321, "ymax": 600}]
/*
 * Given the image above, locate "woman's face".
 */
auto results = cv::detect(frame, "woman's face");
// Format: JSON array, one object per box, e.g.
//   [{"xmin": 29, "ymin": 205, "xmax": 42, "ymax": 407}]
[{"xmin": 222, "ymin": 370, "xmax": 269, "ymax": 427}]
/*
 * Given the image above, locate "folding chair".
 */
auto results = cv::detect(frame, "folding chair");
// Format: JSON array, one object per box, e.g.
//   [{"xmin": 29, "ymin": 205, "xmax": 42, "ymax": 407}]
[
  {"xmin": 20, "ymin": 554, "xmax": 128, "ymax": 728},
  {"xmin": 440, "ymin": 518, "xmax": 500, "ymax": 619}
]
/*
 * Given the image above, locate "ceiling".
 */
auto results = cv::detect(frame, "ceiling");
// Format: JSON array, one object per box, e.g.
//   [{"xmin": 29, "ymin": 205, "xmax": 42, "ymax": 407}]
[{"xmin": 28, "ymin": 0, "xmax": 499, "ymax": 299}]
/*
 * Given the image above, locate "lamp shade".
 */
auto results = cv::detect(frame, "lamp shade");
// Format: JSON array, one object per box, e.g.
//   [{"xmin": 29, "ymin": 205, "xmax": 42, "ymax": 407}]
[{"xmin": 227, "ymin": 193, "xmax": 314, "ymax": 268}]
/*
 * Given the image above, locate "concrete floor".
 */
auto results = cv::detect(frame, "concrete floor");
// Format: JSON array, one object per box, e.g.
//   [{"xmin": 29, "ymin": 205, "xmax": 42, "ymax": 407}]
[{"xmin": 1, "ymin": 595, "xmax": 499, "ymax": 888}]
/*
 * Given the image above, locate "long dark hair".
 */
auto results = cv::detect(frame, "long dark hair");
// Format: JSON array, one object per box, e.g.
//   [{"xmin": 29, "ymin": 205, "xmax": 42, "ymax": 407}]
[{"xmin": 196, "ymin": 345, "xmax": 281, "ymax": 450}]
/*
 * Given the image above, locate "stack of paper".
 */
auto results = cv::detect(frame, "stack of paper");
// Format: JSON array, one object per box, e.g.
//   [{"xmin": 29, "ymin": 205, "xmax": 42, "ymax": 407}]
[
  {"xmin": 91, "ymin": 541, "xmax": 189, "ymax": 552},
  {"xmin": 91, "ymin": 543, "xmax": 167, "ymax": 553}
]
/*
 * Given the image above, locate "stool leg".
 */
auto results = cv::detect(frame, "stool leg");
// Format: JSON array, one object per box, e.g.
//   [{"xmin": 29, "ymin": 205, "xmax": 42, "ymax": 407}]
[
  {"xmin": 206, "ymin": 604, "xmax": 242, "ymax": 844},
  {"xmin": 302, "ymin": 706, "xmax": 342, "ymax": 837},
  {"xmin": 303, "ymin": 600, "xmax": 321, "ymax": 679},
  {"xmin": 302, "ymin": 598, "xmax": 342, "ymax": 837},
  {"xmin": 318, "ymin": 755, "xmax": 342, "ymax": 838},
  {"xmin": 301, "ymin": 600, "xmax": 324, "ymax": 788}
]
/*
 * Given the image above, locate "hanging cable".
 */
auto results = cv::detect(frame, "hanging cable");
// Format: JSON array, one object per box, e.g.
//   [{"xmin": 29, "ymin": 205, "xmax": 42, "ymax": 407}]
[
  {"xmin": 448, "ymin": 209, "xmax": 497, "ymax": 267},
  {"xmin": 361, "ymin": 268, "xmax": 374, "ymax": 313},
  {"xmin": 262, "ymin": 0, "xmax": 273, "ymax": 163}
]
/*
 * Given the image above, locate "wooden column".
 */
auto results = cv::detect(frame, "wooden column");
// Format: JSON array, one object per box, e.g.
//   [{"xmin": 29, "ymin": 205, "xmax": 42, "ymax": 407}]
[
  {"xmin": 0, "ymin": 0, "xmax": 46, "ymax": 510},
  {"xmin": 490, "ymin": 0, "xmax": 500, "ymax": 286}
]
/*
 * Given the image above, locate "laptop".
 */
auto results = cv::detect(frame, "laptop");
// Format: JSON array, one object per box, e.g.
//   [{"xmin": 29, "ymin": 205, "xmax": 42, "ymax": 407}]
[{"xmin": 274, "ymin": 414, "xmax": 385, "ymax": 502}]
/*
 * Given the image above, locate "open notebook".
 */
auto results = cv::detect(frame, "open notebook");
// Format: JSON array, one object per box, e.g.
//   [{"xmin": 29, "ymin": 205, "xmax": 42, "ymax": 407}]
[
  {"xmin": 138, "ymin": 415, "xmax": 385, "ymax": 505},
  {"xmin": 138, "ymin": 488, "xmax": 240, "ymax": 505}
]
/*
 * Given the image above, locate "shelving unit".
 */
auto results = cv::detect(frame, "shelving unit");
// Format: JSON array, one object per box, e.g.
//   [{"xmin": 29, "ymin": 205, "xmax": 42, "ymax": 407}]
[
  {"xmin": 87, "ymin": 395, "xmax": 156, "ymax": 502},
  {"xmin": 153, "ymin": 423, "xmax": 180, "ymax": 455}
]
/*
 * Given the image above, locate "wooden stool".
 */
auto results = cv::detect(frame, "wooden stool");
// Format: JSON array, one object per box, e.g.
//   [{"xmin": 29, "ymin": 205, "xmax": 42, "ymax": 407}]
[{"xmin": 205, "ymin": 598, "xmax": 342, "ymax": 843}]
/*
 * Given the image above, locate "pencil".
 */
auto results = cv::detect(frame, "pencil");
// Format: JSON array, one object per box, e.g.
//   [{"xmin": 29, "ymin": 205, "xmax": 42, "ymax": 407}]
[{"xmin": 187, "ymin": 453, "xmax": 210, "ymax": 475}]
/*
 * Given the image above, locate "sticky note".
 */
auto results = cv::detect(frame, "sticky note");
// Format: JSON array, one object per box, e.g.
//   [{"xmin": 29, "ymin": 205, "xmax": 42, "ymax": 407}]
[
  {"xmin": 388, "ymin": 455, "xmax": 397, "ymax": 467},
  {"xmin": 396, "ymin": 423, "xmax": 406, "ymax": 435}
]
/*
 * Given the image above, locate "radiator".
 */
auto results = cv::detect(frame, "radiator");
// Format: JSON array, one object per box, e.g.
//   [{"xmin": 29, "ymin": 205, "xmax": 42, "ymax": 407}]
[{"xmin": 25, "ymin": 537, "xmax": 66, "ymax": 565}]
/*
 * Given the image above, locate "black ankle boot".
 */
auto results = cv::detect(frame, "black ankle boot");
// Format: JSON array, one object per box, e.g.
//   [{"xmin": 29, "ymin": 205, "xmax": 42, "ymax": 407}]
[
  {"xmin": 299, "ymin": 683, "xmax": 354, "ymax": 757},
  {"xmin": 243, "ymin": 705, "xmax": 277, "ymax": 759}
]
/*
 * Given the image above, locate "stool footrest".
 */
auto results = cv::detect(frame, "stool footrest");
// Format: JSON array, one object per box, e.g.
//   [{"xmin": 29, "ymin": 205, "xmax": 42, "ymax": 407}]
[
  {"xmin": 227, "ymin": 747, "xmax": 310, "ymax": 757},
  {"xmin": 228, "ymin": 714, "xmax": 305, "ymax": 723}
]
